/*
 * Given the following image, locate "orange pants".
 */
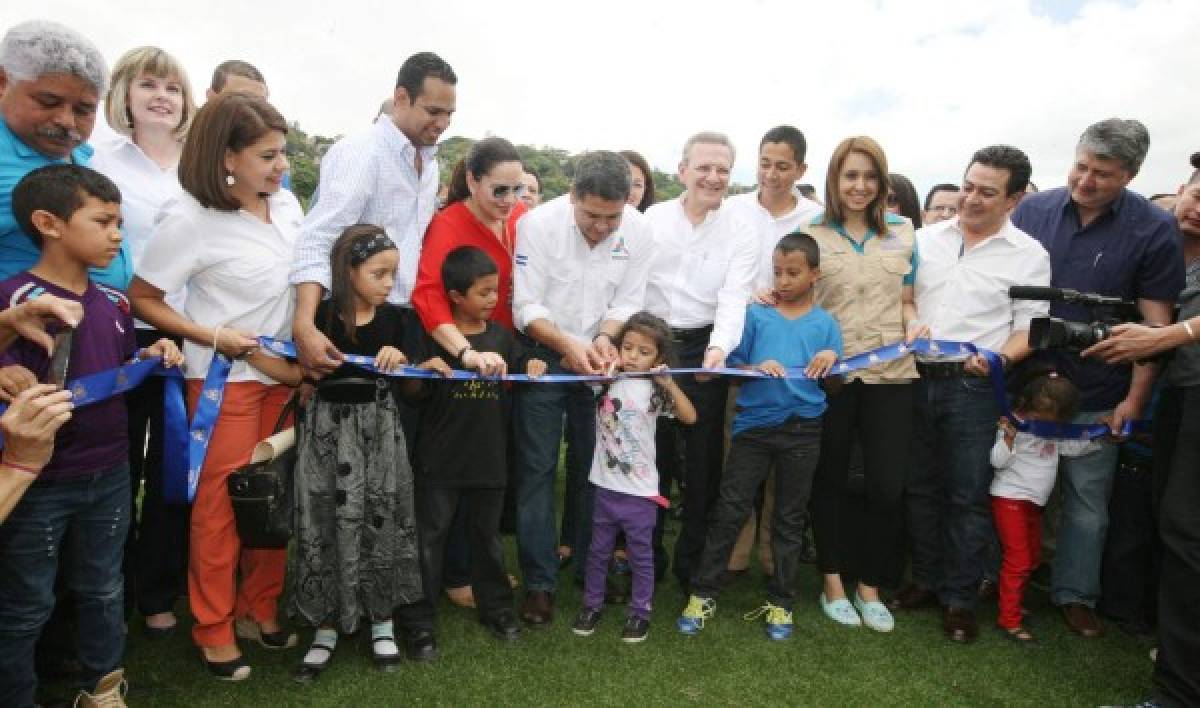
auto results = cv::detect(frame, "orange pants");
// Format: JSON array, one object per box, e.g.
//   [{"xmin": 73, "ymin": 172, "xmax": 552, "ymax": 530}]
[{"xmin": 186, "ymin": 381, "xmax": 291, "ymax": 648}]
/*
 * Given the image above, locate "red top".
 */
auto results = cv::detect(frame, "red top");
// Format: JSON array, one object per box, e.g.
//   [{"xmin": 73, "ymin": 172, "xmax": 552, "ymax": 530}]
[{"xmin": 412, "ymin": 199, "xmax": 526, "ymax": 333}]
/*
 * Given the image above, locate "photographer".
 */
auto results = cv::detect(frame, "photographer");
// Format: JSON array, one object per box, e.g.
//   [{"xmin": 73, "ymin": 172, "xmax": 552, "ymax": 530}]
[
  {"xmin": 1011, "ymin": 118, "xmax": 1184, "ymax": 639},
  {"xmin": 1083, "ymin": 156, "xmax": 1200, "ymax": 708}
]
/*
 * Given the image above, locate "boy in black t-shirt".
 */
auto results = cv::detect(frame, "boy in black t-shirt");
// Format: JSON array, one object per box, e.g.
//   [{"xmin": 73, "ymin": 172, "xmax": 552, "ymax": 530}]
[{"xmin": 408, "ymin": 246, "xmax": 545, "ymax": 643}]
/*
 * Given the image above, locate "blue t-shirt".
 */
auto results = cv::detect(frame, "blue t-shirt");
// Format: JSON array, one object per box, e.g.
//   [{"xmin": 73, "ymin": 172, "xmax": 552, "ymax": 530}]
[
  {"xmin": 727, "ymin": 303, "xmax": 843, "ymax": 435},
  {"xmin": 0, "ymin": 117, "xmax": 132, "ymax": 290}
]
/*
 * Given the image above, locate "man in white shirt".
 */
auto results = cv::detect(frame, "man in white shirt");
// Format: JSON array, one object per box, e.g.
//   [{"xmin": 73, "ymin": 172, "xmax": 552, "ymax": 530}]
[
  {"xmin": 900, "ymin": 145, "xmax": 1051, "ymax": 644},
  {"xmin": 643, "ymin": 131, "xmax": 756, "ymax": 589},
  {"xmin": 290, "ymin": 52, "xmax": 457, "ymax": 374},
  {"xmin": 511, "ymin": 151, "xmax": 655, "ymax": 626},
  {"xmin": 725, "ymin": 125, "xmax": 822, "ymax": 292}
]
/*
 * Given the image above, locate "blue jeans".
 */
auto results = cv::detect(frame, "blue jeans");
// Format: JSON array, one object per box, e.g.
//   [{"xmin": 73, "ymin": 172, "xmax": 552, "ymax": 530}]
[
  {"xmin": 1051, "ymin": 409, "xmax": 1119, "ymax": 607},
  {"xmin": 513, "ymin": 356, "xmax": 596, "ymax": 593},
  {"xmin": 907, "ymin": 377, "xmax": 999, "ymax": 609},
  {"xmin": 0, "ymin": 463, "xmax": 130, "ymax": 708}
]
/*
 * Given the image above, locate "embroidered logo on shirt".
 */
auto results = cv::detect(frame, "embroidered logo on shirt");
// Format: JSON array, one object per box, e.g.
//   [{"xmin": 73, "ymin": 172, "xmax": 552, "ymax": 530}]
[
  {"xmin": 877, "ymin": 232, "xmax": 907, "ymax": 251},
  {"xmin": 610, "ymin": 237, "xmax": 630, "ymax": 261},
  {"xmin": 515, "ymin": 253, "xmax": 528, "ymax": 267}
]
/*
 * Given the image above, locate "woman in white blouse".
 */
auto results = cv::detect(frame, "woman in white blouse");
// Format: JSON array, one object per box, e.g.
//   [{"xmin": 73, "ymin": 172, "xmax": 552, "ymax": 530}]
[
  {"xmin": 129, "ymin": 93, "xmax": 303, "ymax": 681},
  {"xmin": 89, "ymin": 45, "xmax": 196, "ymax": 638}
]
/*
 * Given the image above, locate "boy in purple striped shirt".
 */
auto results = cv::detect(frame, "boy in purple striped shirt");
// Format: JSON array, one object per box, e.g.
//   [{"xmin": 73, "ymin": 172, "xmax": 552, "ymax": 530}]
[{"xmin": 0, "ymin": 164, "xmax": 180, "ymax": 708}]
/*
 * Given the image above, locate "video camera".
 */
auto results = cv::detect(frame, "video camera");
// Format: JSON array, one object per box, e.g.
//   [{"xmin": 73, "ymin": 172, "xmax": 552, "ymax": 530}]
[{"xmin": 1008, "ymin": 286, "xmax": 1140, "ymax": 350}]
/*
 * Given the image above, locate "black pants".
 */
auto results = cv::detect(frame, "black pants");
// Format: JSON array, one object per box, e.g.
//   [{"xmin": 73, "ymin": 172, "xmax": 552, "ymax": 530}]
[
  {"xmin": 123, "ymin": 329, "xmax": 189, "ymax": 617},
  {"xmin": 407, "ymin": 487, "xmax": 514, "ymax": 629},
  {"xmin": 1097, "ymin": 445, "xmax": 1158, "ymax": 628},
  {"xmin": 811, "ymin": 381, "xmax": 912, "ymax": 589},
  {"xmin": 654, "ymin": 328, "xmax": 728, "ymax": 587},
  {"xmin": 1152, "ymin": 385, "xmax": 1200, "ymax": 707},
  {"xmin": 691, "ymin": 418, "xmax": 821, "ymax": 610}
]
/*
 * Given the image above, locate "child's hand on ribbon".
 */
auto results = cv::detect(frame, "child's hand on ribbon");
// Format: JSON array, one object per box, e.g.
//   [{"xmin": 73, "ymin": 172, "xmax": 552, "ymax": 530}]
[{"xmin": 374, "ymin": 345, "xmax": 408, "ymax": 373}]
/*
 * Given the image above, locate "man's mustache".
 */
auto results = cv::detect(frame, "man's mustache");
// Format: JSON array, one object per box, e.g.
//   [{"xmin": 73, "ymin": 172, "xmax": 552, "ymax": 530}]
[{"xmin": 35, "ymin": 125, "xmax": 83, "ymax": 144}]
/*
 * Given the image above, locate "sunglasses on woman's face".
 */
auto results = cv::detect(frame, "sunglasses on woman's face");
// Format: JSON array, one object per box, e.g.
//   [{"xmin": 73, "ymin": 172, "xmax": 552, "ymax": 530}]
[
  {"xmin": 886, "ymin": 193, "xmax": 899, "ymax": 206},
  {"xmin": 490, "ymin": 184, "xmax": 528, "ymax": 200}
]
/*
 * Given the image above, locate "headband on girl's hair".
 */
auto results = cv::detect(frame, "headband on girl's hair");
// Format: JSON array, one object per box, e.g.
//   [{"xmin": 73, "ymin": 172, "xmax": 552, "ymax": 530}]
[{"xmin": 350, "ymin": 231, "xmax": 397, "ymax": 265}]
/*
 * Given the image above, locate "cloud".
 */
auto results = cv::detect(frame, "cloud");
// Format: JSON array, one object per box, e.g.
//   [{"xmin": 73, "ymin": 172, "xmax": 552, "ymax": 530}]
[{"xmin": 14, "ymin": 0, "xmax": 1199, "ymax": 198}]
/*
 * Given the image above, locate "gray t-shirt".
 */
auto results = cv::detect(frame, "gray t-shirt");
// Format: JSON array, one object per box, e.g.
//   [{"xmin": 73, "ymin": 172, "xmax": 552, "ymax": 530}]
[{"xmin": 1166, "ymin": 259, "xmax": 1200, "ymax": 387}]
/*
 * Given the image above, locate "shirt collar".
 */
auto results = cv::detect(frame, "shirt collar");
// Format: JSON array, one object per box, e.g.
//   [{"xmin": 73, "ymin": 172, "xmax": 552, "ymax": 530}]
[
  {"xmin": 377, "ymin": 116, "xmax": 438, "ymax": 163},
  {"xmin": 678, "ymin": 192, "xmax": 723, "ymax": 228},
  {"xmin": 1061, "ymin": 186, "xmax": 1127, "ymax": 221},
  {"xmin": 0, "ymin": 116, "xmax": 93, "ymax": 163},
  {"xmin": 942, "ymin": 215, "xmax": 1021, "ymax": 247}
]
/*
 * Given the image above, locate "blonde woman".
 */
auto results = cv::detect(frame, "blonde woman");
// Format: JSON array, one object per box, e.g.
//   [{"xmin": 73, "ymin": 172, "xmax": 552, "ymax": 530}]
[{"xmin": 90, "ymin": 45, "xmax": 198, "ymax": 637}]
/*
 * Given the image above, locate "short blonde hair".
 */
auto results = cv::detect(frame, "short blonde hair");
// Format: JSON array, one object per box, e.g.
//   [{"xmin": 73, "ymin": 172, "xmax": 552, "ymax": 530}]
[{"xmin": 105, "ymin": 46, "xmax": 197, "ymax": 139}]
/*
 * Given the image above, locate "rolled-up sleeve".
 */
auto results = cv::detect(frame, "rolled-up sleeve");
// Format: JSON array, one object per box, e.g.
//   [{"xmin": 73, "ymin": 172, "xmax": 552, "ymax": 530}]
[
  {"xmin": 709, "ymin": 224, "xmax": 757, "ymax": 354},
  {"xmin": 290, "ymin": 142, "xmax": 372, "ymax": 290},
  {"xmin": 603, "ymin": 218, "xmax": 655, "ymax": 324},
  {"xmin": 512, "ymin": 216, "xmax": 551, "ymax": 333},
  {"xmin": 1011, "ymin": 244, "xmax": 1052, "ymax": 331}
]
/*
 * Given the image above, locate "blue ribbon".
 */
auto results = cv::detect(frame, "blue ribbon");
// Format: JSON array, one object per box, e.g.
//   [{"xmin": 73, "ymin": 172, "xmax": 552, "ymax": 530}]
[{"xmin": 0, "ymin": 336, "xmax": 1145, "ymax": 501}]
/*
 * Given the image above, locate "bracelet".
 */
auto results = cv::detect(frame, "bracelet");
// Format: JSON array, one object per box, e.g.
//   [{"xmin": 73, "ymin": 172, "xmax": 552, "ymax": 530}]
[
  {"xmin": 1, "ymin": 457, "xmax": 41, "ymax": 476},
  {"xmin": 1184, "ymin": 320, "xmax": 1197, "ymax": 342},
  {"xmin": 212, "ymin": 325, "xmax": 224, "ymax": 354},
  {"xmin": 455, "ymin": 344, "xmax": 473, "ymax": 361}
]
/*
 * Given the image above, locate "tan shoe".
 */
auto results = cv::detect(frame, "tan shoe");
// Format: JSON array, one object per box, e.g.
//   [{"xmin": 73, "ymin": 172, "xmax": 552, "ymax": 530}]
[
  {"xmin": 75, "ymin": 668, "xmax": 127, "ymax": 708},
  {"xmin": 446, "ymin": 585, "xmax": 476, "ymax": 608}
]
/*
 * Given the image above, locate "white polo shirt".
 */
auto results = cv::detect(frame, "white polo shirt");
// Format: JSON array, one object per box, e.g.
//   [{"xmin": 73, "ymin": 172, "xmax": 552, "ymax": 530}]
[
  {"xmin": 513, "ymin": 194, "xmax": 654, "ymax": 343},
  {"xmin": 644, "ymin": 194, "xmax": 757, "ymax": 355},
  {"xmin": 914, "ymin": 217, "xmax": 1051, "ymax": 355},
  {"xmin": 137, "ymin": 190, "xmax": 304, "ymax": 384},
  {"xmin": 724, "ymin": 190, "xmax": 823, "ymax": 291}
]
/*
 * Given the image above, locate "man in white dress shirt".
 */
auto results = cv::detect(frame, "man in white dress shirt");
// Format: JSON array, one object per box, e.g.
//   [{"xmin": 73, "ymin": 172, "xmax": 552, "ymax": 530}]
[
  {"xmin": 903, "ymin": 145, "xmax": 1051, "ymax": 643},
  {"xmin": 290, "ymin": 52, "xmax": 457, "ymax": 374},
  {"xmin": 644, "ymin": 131, "xmax": 756, "ymax": 589},
  {"xmin": 511, "ymin": 151, "xmax": 655, "ymax": 626}
]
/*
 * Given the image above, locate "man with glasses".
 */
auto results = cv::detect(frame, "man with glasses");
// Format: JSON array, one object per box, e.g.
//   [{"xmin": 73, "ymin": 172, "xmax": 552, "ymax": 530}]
[
  {"xmin": 511, "ymin": 151, "xmax": 656, "ymax": 626},
  {"xmin": 644, "ymin": 131, "xmax": 757, "ymax": 589},
  {"xmin": 924, "ymin": 183, "xmax": 960, "ymax": 226}
]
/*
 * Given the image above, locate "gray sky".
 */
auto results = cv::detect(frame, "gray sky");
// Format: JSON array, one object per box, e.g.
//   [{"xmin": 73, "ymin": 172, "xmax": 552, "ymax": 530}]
[{"xmin": 11, "ymin": 0, "xmax": 1200, "ymax": 199}]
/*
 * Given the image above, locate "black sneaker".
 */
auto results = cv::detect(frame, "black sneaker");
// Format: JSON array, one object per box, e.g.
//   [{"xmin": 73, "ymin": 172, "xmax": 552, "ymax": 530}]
[
  {"xmin": 572, "ymin": 607, "xmax": 602, "ymax": 636},
  {"xmin": 621, "ymin": 616, "xmax": 650, "ymax": 643}
]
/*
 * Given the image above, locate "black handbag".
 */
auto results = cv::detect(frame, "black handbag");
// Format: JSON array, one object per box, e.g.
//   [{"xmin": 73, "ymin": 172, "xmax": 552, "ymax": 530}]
[{"xmin": 226, "ymin": 397, "xmax": 298, "ymax": 549}]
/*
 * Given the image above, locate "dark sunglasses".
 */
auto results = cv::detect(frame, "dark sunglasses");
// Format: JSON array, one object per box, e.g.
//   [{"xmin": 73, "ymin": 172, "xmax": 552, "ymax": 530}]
[
  {"xmin": 491, "ymin": 184, "xmax": 528, "ymax": 200},
  {"xmin": 886, "ymin": 192, "xmax": 899, "ymax": 206}
]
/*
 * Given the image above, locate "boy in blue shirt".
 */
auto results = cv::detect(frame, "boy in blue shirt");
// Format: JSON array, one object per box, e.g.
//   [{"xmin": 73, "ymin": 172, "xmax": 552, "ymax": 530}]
[{"xmin": 677, "ymin": 231, "xmax": 842, "ymax": 641}]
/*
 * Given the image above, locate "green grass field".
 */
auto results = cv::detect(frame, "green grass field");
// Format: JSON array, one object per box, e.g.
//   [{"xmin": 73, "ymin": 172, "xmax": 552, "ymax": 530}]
[{"xmin": 43, "ymin": 484, "xmax": 1155, "ymax": 707}]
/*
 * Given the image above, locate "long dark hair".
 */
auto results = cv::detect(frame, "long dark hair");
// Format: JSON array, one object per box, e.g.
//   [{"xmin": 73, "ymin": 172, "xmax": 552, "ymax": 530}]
[
  {"xmin": 328, "ymin": 224, "xmax": 395, "ymax": 344},
  {"xmin": 888, "ymin": 173, "xmax": 922, "ymax": 229},
  {"xmin": 445, "ymin": 137, "xmax": 523, "ymax": 207}
]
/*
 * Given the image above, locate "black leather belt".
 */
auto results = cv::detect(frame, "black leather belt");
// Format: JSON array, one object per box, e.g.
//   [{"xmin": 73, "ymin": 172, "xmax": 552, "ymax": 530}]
[
  {"xmin": 916, "ymin": 360, "xmax": 973, "ymax": 379},
  {"xmin": 670, "ymin": 325, "xmax": 713, "ymax": 344}
]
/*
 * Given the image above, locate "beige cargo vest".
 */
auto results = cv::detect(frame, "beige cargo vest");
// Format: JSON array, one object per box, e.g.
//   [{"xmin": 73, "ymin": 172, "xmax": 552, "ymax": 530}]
[{"xmin": 807, "ymin": 216, "xmax": 918, "ymax": 383}]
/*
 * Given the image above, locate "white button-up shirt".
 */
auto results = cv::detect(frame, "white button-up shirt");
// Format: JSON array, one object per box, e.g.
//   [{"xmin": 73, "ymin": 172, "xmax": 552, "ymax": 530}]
[
  {"xmin": 914, "ymin": 217, "xmax": 1051, "ymax": 355},
  {"xmin": 89, "ymin": 131, "xmax": 188, "ymax": 322},
  {"xmin": 513, "ymin": 195, "xmax": 654, "ymax": 343},
  {"xmin": 724, "ymin": 190, "xmax": 823, "ymax": 290},
  {"xmin": 290, "ymin": 117, "xmax": 438, "ymax": 305},
  {"xmin": 644, "ymin": 195, "xmax": 757, "ymax": 355},
  {"xmin": 138, "ymin": 190, "xmax": 304, "ymax": 385}
]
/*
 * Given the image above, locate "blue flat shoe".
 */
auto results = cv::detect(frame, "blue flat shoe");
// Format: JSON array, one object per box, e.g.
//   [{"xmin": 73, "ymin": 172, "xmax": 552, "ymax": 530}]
[{"xmin": 820, "ymin": 593, "xmax": 862, "ymax": 627}]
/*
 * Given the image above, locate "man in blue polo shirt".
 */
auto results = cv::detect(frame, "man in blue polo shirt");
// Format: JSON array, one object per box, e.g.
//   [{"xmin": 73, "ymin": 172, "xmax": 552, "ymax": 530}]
[
  {"xmin": 1011, "ymin": 117, "xmax": 1183, "ymax": 639},
  {"xmin": 0, "ymin": 20, "xmax": 131, "ymax": 290}
]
